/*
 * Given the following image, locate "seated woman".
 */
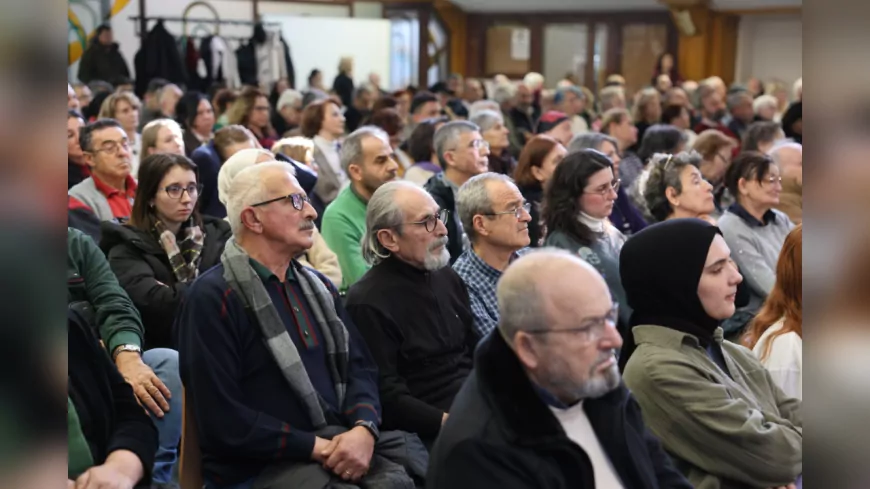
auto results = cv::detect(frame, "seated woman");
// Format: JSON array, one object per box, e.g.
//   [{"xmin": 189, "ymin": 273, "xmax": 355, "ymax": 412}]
[
  {"xmin": 301, "ymin": 98, "xmax": 347, "ymax": 206},
  {"xmin": 513, "ymin": 135, "xmax": 567, "ymax": 247},
  {"xmin": 629, "ymin": 124, "xmax": 689, "ymax": 221},
  {"xmin": 543, "ymin": 148, "xmax": 631, "ymax": 332},
  {"xmin": 68, "ymin": 308, "xmax": 157, "ymax": 488},
  {"xmin": 226, "ymin": 86, "xmax": 278, "ymax": 150},
  {"xmin": 743, "ymin": 224, "xmax": 803, "ymax": 399},
  {"xmin": 175, "ymin": 91, "xmax": 215, "ymax": 157},
  {"xmin": 141, "ymin": 118, "xmax": 185, "ymax": 157},
  {"xmin": 101, "ymin": 153, "xmax": 232, "ymax": 350},
  {"xmin": 691, "ymin": 129, "xmax": 737, "ymax": 216},
  {"xmin": 471, "ymin": 109, "xmax": 517, "ymax": 176},
  {"xmin": 620, "ymin": 218, "xmax": 802, "ymax": 488},
  {"xmin": 569, "ymin": 132, "xmax": 647, "ymax": 236},
  {"xmin": 643, "ymin": 151, "xmax": 716, "ymax": 224},
  {"xmin": 98, "ymin": 91, "xmax": 143, "ymax": 176},
  {"xmin": 718, "ymin": 151, "xmax": 794, "ymax": 336},
  {"xmin": 193, "ymin": 124, "xmax": 259, "ymax": 218},
  {"xmin": 217, "ymin": 148, "xmax": 342, "ymax": 286},
  {"xmin": 403, "ymin": 116, "xmax": 448, "ymax": 186}
]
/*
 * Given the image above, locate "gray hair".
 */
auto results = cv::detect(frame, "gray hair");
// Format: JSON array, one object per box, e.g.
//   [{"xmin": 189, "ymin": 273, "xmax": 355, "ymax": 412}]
[
  {"xmin": 225, "ymin": 161, "xmax": 299, "ymax": 235},
  {"xmin": 340, "ymin": 125, "xmax": 390, "ymax": 173},
  {"xmin": 353, "ymin": 85, "xmax": 373, "ymax": 100},
  {"xmin": 468, "ymin": 100, "xmax": 500, "ymax": 118},
  {"xmin": 568, "ymin": 132, "xmax": 619, "ymax": 154},
  {"xmin": 362, "ymin": 181, "xmax": 419, "ymax": 266},
  {"xmin": 434, "ymin": 120, "xmax": 479, "ymax": 168},
  {"xmin": 598, "ymin": 86, "xmax": 625, "ymax": 112},
  {"xmin": 469, "ymin": 110, "xmax": 503, "ymax": 133},
  {"xmin": 457, "ymin": 172, "xmax": 513, "ymax": 244},
  {"xmin": 726, "ymin": 90, "xmax": 752, "ymax": 110},
  {"xmin": 491, "ymin": 83, "xmax": 517, "ymax": 105},
  {"xmin": 768, "ymin": 140, "xmax": 802, "ymax": 161},
  {"xmin": 643, "ymin": 151, "xmax": 703, "ymax": 222},
  {"xmin": 752, "ymin": 94, "xmax": 778, "ymax": 114}
]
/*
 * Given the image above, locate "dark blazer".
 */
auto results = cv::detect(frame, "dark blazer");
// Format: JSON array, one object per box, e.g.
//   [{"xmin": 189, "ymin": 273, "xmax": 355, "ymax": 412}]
[
  {"xmin": 518, "ymin": 183, "xmax": 545, "ymax": 247},
  {"xmin": 190, "ymin": 141, "xmax": 224, "ymax": 218},
  {"xmin": 427, "ymin": 330, "xmax": 693, "ymax": 489},
  {"xmin": 183, "ymin": 130, "xmax": 205, "ymax": 158},
  {"xmin": 99, "ymin": 216, "xmax": 232, "ymax": 350},
  {"xmin": 333, "ymin": 72, "xmax": 355, "ymax": 108},
  {"xmin": 68, "ymin": 308, "xmax": 157, "ymax": 487}
]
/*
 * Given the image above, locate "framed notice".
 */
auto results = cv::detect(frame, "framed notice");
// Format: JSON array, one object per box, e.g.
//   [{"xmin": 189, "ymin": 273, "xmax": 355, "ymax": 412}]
[{"xmin": 511, "ymin": 28, "xmax": 531, "ymax": 61}]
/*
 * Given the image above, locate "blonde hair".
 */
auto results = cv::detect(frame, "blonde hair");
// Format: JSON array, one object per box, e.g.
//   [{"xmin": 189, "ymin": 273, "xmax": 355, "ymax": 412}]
[
  {"xmin": 632, "ymin": 87, "xmax": 661, "ymax": 123},
  {"xmin": 272, "ymin": 137, "xmax": 314, "ymax": 163},
  {"xmin": 98, "ymin": 91, "xmax": 142, "ymax": 120},
  {"xmin": 141, "ymin": 119, "xmax": 183, "ymax": 154},
  {"xmin": 338, "ymin": 56, "xmax": 354, "ymax": 74}
]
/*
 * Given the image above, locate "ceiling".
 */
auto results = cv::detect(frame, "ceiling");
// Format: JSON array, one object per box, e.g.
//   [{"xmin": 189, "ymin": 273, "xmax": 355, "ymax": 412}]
[{"xmin": 449, "ymin": 0, "xmax": 801, "ymax": 13}]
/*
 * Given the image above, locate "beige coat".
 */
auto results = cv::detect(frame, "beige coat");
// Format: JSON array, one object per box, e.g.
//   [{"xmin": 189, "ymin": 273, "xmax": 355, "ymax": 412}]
[
  {"xmin": 776, "ymin": 178, "xmax": 802, "ymax": 224},
  {"xmin": 297, "ymin": 228, "xmax": 342, "ymax": 287}
]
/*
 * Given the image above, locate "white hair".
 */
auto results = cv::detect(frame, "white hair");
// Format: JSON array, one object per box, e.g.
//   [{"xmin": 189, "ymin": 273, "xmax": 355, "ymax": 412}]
[
  {"xmin": 523, "ymin": 72, "xmax": 544, "ymax": 90},
  {"xmin": 752, "ymin": 94, "xmax": 778, "ymax": 115},
  {"xmin": 225, "ymin": 161, "xmax": 298, "ymax": 236},
  {"xmin": 468, "ymin": 100, "xmax": 500, "ymax": 118},
  {"xmin": 792, "ymin": 77, "xmax": 802, "ymax": 101},
  {"xmin": 491, "ymin": 83, "xmax": 517, "ymax": 105},
  {"xmin": 768, "ymin": 140, "xmax": 802, "ymax": 159},
  {"xmin": 217, "ymin": 148, "xmax": 279, "ymax": 206},
  {"xmin": 276, "ymin": 89, "xmax": 303, "ymax": 111},
  {"xmin": 470, "ymin": 109, "xmax": 504, "ymax": 133}
]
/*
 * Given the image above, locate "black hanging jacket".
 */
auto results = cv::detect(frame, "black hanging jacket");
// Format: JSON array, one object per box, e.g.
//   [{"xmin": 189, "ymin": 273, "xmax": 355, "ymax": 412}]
[{"xmin": 134, "ymin": 20, "xmax": 187, "ymax": 97}]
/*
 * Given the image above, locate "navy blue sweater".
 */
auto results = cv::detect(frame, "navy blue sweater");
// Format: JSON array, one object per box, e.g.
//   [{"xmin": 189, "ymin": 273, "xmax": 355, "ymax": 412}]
[{"xmin": 176, "ymin": 262, "xmax": 381, "ymax": 486}]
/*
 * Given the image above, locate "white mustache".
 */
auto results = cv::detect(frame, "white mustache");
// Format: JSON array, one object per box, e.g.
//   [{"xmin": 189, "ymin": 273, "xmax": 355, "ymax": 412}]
[
  {"xmin": 428, "ymin": 237, "xmax": 448, "ymax": 251},
  {"xmin": 299, "ymin": 221, "xmax": 315, "ymax": 231}
]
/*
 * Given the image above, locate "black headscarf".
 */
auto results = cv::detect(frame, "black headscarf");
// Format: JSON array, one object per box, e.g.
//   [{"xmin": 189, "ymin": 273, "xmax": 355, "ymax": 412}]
[
  {"xmin": 618, "ymin": 218, "xmax": 722, "ymax": 371},
  {"xmin": 781, "ymin": 101, "xmax": 802, "ymax": 144}
]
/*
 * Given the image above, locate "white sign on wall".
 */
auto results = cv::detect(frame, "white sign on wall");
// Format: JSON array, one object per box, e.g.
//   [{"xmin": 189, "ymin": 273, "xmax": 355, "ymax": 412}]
[{"xmin": 511, "ymin": 28, "xmax": 531, "ymax": 61}]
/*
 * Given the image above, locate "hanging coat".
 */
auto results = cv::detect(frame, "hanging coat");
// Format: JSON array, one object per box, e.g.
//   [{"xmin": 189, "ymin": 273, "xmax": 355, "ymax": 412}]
[
  {"xmin": 134, "ymin": 20, "xmax": 187, "ymax": 97},
  {"xmin": 280, "ymin": 36, "xmax": 296, "ymax": 89},
  {"xmin": 199, "ymin": 35, "xmax": 240, "ymax": 90},
  {"xmin": 236, "ymin": 42, "xmax": 258, "ymax": 87}
]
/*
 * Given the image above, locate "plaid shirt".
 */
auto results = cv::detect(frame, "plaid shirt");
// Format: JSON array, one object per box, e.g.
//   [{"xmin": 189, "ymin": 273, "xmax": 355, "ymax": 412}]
[{"xmin": 453, "ymin": 248, "xmax": 527, "ymax": 338}]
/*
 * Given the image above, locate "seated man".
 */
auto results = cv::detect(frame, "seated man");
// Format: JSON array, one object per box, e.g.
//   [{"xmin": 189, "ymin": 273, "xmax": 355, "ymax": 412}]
[
  {"xmin": 67, "ymin": 227, "xmax": 182, "ymax": 486},
  {"xmin": 321, "ymin": 126, "xmax": 400, "ymax": 293},
  {"xmin": 453, "ymin": 173, "xmax": 531, "ymax": 339},
  {"xmin": 69, "ymin": 119, "xmax": 137, "ymax": 223},
  {"xmin": 177, "ymin": 162, "xmax": 426, "ymax": 489},
  {"xmin": 346, "ymin": 181, "xmax": 475, "ymax": 447},
  {"xmin": 428, "ymin": 248, "xmax": 692, "ymax": 489}
]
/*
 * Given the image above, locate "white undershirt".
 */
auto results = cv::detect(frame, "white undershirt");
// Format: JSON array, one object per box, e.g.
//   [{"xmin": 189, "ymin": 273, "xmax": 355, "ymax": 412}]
[
  {"xmin": 579, "ymin": 211, "xmax": 606, "ymax": 233},
  {"xmin": 549, "ymin": 402, "xmax": 626, "ymax": 489}
]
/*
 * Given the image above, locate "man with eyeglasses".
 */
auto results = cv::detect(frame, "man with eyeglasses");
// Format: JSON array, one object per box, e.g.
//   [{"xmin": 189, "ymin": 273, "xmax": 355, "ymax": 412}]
[
  {"xmin": 453, "ymin": 173, "xmax": 532, "ymax": 339},
  {"xmin": 428, "ymin": 248, "xmax": 692, "ymax": 489},
  {"xmin": 345, "ymin": 181, "xmax": 475, "ymax": 448},
  {"xmin": 177, "ymin": 162, "xmax": 428, "ymax": 489},
  {"xmin": 322, "ymin": 126, "xmax": 400, "ymax": 293},
  {"xmin": 424, "ymin": 120, "xmax": 491, "ymax": 265},
  {"xmin": 69, "ymin": 119, "xmax": 137, "ymax": 224}
]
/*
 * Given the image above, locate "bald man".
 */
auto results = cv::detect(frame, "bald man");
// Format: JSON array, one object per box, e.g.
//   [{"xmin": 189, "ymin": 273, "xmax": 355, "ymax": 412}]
[
  {"xmin": 428, "ymin": 248, "xmax": 691, "ymax": 489},
  {"xmin": 770, "ymin": 142, "xmax": 803, "ymax": 224}
]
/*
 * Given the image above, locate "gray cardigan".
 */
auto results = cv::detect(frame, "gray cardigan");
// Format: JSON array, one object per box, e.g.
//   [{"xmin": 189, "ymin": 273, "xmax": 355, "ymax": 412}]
[
  {"xmin": 69, "ymin": 177, "xmax": 125, "ymax": 222},
  {"xmin": 718, "ymin": 205, "xmax": 795, "ymax": 322}
]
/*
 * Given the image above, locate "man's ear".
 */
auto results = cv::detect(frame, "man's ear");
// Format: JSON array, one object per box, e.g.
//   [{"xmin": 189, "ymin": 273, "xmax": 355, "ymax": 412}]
[
  {"xmin": 377, "ymin": 228, "xmax": 400, "ymax": 253},
  {"xmin": 513, "ymin": 332, "xmax": 541, "ymax": 371},
  {"xmin": 240, "ymin": 208, "xmax": 262, "ymax": 234},
  {"xmin": 347, "ymin": 163, "xmax": 363, "ymax": 182},
  {"xmin": 83, "ymin": 152, "xmax": 97, "ymax": 169},
  {"xmin": 473, "ymin": 214, "xmax": 489, "ymax": 238}
]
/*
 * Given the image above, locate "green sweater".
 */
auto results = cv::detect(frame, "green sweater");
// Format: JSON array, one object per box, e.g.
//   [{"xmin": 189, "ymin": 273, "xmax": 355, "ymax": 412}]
[
  {"xmin": 67, "ymin": 227, "xmax": 143, "ymax": 353},
  {"xmin": 624, "ymin": 325, "xmax": 802, "ymax": 489},
  {"xmin": 321, "ymin": 186, "xmax": 369, "ymax": 293}
]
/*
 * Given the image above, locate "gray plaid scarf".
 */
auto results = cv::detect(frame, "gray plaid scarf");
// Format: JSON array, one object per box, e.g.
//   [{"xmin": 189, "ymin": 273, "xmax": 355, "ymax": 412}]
[{"xmin": 221, "ymin": 239, "xmax": 349, "ymax": 428}]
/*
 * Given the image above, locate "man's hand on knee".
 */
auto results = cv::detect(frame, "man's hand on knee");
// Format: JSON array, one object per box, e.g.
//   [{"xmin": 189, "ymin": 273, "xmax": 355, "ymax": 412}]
[
  {"xmin": 322, "ymin": 426, "xmax": 375, "ymax": 482},
  {"xmin": 115, "ymin": 351, "xmax": 171, "ymax": 417}
]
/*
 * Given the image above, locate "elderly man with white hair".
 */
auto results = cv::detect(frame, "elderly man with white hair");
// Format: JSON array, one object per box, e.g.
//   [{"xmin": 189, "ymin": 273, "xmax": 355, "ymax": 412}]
[
  {"xmin": 769, "ymin": 141, "xmax": 803, "ymax": 224},
  {"xmin": 177, "ymin": 161, "xmax": 428, "ymax": 489},
  {"xmin": 345, "ymin": 181, "xmax": 475, "ymax": 448},
  {"xmin": 428, "ymin": 248, "xmax": 692, "ymax": 489}
]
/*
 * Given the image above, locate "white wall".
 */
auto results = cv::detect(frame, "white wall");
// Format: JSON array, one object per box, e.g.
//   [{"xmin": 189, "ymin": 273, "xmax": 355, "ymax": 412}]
[
  {"xmin": 735, "ymin": 13, "xmax": 802, "ymax": 88},
  {"xmin": 71, "ymin": 0, "xmax": 352, "ymax": 82},
  {"xmin": 543, "ymin": 24, "xmax": 588, "ymax": 89}
]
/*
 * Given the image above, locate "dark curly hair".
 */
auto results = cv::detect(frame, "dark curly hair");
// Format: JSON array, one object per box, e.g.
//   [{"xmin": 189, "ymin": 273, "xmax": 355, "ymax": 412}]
[{"xmin": 543, "ymin": 149, "xmax": 614, "ymax": 247}]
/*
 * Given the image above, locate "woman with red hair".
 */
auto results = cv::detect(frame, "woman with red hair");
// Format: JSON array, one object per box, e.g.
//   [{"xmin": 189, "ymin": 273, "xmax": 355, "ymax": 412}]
[{"xmin": 743, "ymin": 224, "xmax": 802, "ymax": 399}]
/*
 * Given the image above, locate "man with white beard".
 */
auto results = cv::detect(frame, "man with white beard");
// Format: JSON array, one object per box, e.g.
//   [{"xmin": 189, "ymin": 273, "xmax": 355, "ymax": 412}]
[
  {"xmin": 427, "ymin": 248, "xmax": 693, "ymax": 489},
  {"xmin": 345, "ymin": 181, "xmax": 477, "ymax": 449}
]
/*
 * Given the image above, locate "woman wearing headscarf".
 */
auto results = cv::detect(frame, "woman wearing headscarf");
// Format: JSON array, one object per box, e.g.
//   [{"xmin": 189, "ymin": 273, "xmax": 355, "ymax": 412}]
[{"xmin": 620, "ymin": 218, "xmax": 802, "ymax": 489}]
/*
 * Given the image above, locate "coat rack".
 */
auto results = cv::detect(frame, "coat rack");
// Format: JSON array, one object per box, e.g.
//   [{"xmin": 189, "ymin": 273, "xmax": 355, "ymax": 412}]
[{"xmin": 130, "ymin": 0, "xmax": 281, "ymax": 43}]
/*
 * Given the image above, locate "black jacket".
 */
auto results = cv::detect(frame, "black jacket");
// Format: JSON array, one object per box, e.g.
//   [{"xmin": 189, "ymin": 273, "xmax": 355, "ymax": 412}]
[
  {"xmin": 133, "ymin": 21, "xmax": 187, "ymax": 98},
  {"xmin": 427, "ymin": 331, "xmax": 693, "ymax": 489},
  {"xmin": 99, "ymin": 217, "xmax": 232, "ymax": 349},
  {"xmin": 345, "ymin": 256, "xmax": 475, "ymax": 443},
  {"xmin": 68, "ymin": 308, "xmax": 157, "ymax": 487},
  {"xmin": 423, "ymin": 174, "xmax": 464, "ymax": 264},
  {"xmin": 508, "ymin": 106, "xmax": 540, "ymax": 146},
  {"xmin": 333, "ymin": 72, "xmax": 355, "ymax": 108},
  {"xmin": 518, "ymin": 183, "xmax": 545, "ymax": 247},
  {"xmin": 77, "ymin": 40, "xmax": 130, "ymax": 85},
  {"xmin": 236, "ymin": 42, "xmax": 258, "ymax": 87}
]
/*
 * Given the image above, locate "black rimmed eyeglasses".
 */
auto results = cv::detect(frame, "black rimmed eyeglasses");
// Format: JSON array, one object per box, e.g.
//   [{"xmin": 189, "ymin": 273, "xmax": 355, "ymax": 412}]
[
  {"xmin": 163, "ymin": 184, "xmax": 203, "ymax": 200},
  {"xmin": 251, "ymin": 193, "xmax": 310, "ymax": 211},
  {"xmin": 524, "ymin": 303, "xmax": 619, "ymax": 343},
  {"xmin": 403, "ymin": 209, "xmax": 449, "ymax": 233}
]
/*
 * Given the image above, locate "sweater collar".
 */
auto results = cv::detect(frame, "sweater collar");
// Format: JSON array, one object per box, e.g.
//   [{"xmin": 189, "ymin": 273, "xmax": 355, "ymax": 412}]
[
  {"xmin": 378, "ymin": 254, "xmax": 432, "ymax": 281},
  {"xmin": 578, "ymin": 211, "xmax": 606, "ymax": 233},
  {"xmin": 728, "ymin": 202, "xmax": 776, "ymax": 227}
]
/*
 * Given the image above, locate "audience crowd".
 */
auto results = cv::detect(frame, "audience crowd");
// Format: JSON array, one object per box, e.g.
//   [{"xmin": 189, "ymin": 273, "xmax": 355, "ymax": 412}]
[{"xmin": 67, "ymin": 48, "xmax": 803, "ymax": 489}]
